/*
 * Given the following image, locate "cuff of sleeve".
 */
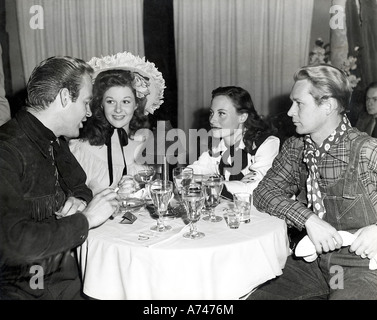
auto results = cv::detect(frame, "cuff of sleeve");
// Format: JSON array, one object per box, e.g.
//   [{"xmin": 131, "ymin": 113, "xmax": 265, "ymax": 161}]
[
  {"xmin": 64, "ymin": 212, "xmax": 89, "ymax": 247},
  {"xmin": 299, "ymin": 211, "xmax": 315, "ymax": 229}
]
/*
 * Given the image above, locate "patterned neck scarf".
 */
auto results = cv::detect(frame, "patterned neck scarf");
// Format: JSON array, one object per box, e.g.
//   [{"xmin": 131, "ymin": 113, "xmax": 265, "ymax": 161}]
[{"xmin": 303, "ymin": 115, "xmax": 351, "ymax": 218}]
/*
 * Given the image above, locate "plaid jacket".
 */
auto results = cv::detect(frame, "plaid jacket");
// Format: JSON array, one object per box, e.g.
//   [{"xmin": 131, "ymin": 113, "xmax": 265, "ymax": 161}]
[{"xmin": 254, "ymin": 127, "xmax": 377, "ymax": 229}]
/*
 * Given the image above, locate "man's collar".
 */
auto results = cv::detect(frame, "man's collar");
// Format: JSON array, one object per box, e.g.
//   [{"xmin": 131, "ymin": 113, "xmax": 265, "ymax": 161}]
[{"xmin": 16, "ymin": 110, "xmax": 57, "ymax": 158}]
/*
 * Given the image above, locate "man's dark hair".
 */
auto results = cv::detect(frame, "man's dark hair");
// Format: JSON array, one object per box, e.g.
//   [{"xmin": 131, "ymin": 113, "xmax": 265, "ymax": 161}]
[{"xmin": 26, "ymin": 56, "xmax": 94, "ymax": 111}]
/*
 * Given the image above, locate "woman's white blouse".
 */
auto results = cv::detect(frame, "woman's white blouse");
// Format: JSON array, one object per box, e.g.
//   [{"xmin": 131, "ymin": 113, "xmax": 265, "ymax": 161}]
[
  {"xmin": 188, "ymin": 135, "xmax": 280, "ymax": 195},
  {"xmin": 69, "ymin": 130, "xmax": 150, "ymax": 195}
]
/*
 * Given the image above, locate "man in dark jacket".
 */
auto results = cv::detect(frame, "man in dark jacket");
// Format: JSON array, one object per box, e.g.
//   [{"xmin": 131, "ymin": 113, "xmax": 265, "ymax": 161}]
[
  {"xmin": 355, "ymin": 82, "xmax": 377, "ymax": 137},
  {"xmin": 0, "ymin": 56, "xmax": 118, "ymax": 299}
]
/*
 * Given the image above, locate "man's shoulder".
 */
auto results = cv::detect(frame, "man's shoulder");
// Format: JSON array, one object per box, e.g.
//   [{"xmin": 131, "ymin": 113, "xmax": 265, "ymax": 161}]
[
  {"xmin": 345, "ymin": 128, "xmax": 377, "ymax": 158},
  {"xmin": 346, "ymin": 127, "xmax": 373, "ymax": 144},
  {"xmin": 0, "ymin": 117, "xmax": 23, "ymax": 145},
  {"xmin": 282, "ymin": 135, "xmax": 304, "ymax": 150}
]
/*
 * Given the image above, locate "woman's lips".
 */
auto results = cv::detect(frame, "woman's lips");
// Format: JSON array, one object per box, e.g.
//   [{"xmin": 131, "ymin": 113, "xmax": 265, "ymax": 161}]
[{"xmin": 112, "ymin": 115, "xmax": 126, "ymax": 120}]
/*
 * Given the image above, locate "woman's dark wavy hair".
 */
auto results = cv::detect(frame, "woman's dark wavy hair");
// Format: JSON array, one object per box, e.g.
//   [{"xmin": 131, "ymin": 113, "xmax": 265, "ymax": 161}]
[
  {"xmin": 80, "ymin": 69, "xmax": 148, "ymax": 145},
  {"xmin": 211, "ymin": 86, "xmax": 276, "ymax": 154}
]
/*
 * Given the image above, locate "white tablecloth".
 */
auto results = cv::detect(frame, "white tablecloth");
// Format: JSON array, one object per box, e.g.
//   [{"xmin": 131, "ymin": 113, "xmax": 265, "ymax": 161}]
[{"xmin": 79, "ymin": 202, "xmax": 290, "ymax": 300}]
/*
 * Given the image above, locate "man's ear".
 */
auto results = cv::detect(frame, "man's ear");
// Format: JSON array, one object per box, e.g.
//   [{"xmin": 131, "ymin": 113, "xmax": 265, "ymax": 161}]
[
  {"xmin": 59, "ymin": 88, "xmax": 71, "ymax": 108},
  {"xmin": 325, "ymin": 97, "xmax": 338, "ymax": 115}
]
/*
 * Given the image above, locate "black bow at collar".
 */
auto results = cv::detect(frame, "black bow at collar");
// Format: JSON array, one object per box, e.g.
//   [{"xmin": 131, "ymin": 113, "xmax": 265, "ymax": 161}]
[{"xmin": 105, "ymin": 127, "xmax": 129, "ymax": 186}]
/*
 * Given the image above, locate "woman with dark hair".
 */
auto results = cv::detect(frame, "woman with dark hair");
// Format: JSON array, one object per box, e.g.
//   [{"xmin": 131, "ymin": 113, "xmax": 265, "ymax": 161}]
[
  {"xmin": 188, "ymin": 86, "xmax": 280, "ymax": 196},
  {"xmin": 69, "ymin": 51, "xmax": 165, "ymax": 195}
]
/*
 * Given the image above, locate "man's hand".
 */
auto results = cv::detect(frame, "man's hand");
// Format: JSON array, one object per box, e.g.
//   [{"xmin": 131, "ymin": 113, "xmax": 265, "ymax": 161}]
[
  {"xmin": 304, "ymin": 214, "xmax": 343, "ymax": 254},
  {"xmin": 350, "ymin": 224, "xmax": 377, "ymax": 260},
  {"xmin": 55, "ymin": 196, "xmax": 87, "ymax": 219},
  {"xmin": 82, "ymin": 188, "xmax": 118, "ymax": 229}
]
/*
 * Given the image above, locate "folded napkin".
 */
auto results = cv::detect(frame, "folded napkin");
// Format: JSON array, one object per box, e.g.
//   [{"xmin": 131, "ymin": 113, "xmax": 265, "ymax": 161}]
[{"xmin": 295, "ymin": 230, "xmax": 377, "ymax": 270}]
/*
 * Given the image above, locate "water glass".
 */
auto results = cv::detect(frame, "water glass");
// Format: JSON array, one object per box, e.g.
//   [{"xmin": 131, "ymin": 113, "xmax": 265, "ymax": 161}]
[
  {"xmin": 202, "ymin": 174, "xmax": 224, "ymax": 222},
  {"xmin": 227, "ymin": 209, "xmax": 241, "ymax": 229},
  {"xmin": 149, "ymin": 179, "xmax": 173, "ymax": 232},
  {"xmin": 173, "ymin": 167, "xmax": 193, "ymax": 194},
  {"xmin": 117, "ymin": 175, "xmax": 138, "ymax": 208},
  {"xmin": 233, "ymin": 192, "xmax": 252, "ymax": 223},
  {"xmin": 181, "ymin": 183, "xmax": 205, "ymax": 239}
]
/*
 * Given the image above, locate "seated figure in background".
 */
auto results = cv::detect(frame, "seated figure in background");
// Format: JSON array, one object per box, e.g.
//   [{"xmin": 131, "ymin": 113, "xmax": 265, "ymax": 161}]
[
  {"xmin": 70, "ymin": 51, "xmax": 165, "ymax": 195},
  {"xmin": 355, "ymin": 81, "xmax": 377, "ymax": 137},
  {"xmin": 188, "ymin": 86, "xmax": 280, "ymax": 196}
]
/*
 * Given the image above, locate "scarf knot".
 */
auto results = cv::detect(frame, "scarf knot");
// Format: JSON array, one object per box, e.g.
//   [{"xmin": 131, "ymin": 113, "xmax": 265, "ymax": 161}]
[
  {"xmin": 303, "ymin": 115, "xmax": 351, "ymax": 219},
  {"xmin": 218, "ymin": 143, "xmax": 250, "ymax": 181}
]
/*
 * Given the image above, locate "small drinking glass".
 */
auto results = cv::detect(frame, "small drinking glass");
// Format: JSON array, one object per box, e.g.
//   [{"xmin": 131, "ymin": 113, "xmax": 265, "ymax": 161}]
[
  {"xmin": 202, "ymin": 174, "xmax": 224, "ymax": 222},
  {"xmin": 181, "ymin": 183, "xmax": 205, "ymax": 239},
  {"xmin": 117, "ymin": 175, "xmax": 138, "ymax": 208},
  {"xmin": 227, "ymin": 209, "xmax": 241, "ymax": 229},
  {"xmin": 173, "ymin": 167, "xmax": 193, "ymax": 195},
  {"xmin": 149, "ymin": 179, "xmax": 173, "ymax": 232},
  {"xmin": 233, "ymin": 192, "xmax": 252, "ymax": 223}
]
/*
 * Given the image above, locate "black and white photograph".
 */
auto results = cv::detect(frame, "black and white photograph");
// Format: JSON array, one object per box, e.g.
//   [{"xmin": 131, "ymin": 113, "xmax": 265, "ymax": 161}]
[{"xmin": 0, "ymin": 0, "xmax": 376, "ymax": 306}]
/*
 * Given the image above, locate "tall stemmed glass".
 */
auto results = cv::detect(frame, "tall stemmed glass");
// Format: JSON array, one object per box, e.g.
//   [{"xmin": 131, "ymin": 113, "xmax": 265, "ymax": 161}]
[
  {"xmin": 173, "ymin": 167, "xmax": 193, "ymax": 195},
  {"xmin": 182, "ymin": 183, "xmax": 205, "ymax": 239},
  {"xmin": 149, "ymin": 179, "xmax": 173, "ymax": 232},
  {"xmin": 202, "ymin": 174, "xmax": 224, "ymax": 222}
]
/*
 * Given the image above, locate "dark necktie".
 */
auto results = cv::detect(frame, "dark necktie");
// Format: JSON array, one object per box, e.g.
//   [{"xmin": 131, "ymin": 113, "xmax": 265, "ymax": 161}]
[
  {"xmin": 218, "ymin": 144, "xmax": 249, "ymax": 181},
  {"xmin": 105, "ymin": 128, "xmax": 129, "ymax": 186}
]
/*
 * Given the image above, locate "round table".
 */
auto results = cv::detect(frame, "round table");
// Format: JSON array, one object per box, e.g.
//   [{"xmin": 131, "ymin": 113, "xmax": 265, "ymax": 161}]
[{"xmin": 79, "ymin": 201, "xmax": 290, "ymax": 300}]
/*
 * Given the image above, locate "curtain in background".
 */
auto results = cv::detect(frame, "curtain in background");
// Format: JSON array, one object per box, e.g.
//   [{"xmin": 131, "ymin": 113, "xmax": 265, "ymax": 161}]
[
  {"xmin": 346, "ymin": 0, "xmax": 377, "ymax": 90},
  {"xmin": 143, "ymin": 0, "xmax": 177, "ymax": 128},
  {"xmin": 16, "ymin": 0, "xmax": 145, "ymax": 81},
  {"xmin": 174, "ymin": 0, "xmax": 314, "ymax": 162},
  {"xmin": 0, "ymin": 44, "xmax": 11, "ymax": 124}
]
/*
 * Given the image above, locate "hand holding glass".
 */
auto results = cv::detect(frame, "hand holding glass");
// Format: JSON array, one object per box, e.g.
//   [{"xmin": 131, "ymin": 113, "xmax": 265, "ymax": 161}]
[
  {"xmin": 117, "ymin": 175, "xmax": 138, "ymax": 208},
  {"xmin": 182, "ymin": 183, "xmax": 205, "ymax": 239},
  {"xmin": 149, "ymin": 179, "xmax": 173, "ymax": 232},
  {"xmin": 202, "ymin": 174, "xmax": 224, "ymax": 222}
]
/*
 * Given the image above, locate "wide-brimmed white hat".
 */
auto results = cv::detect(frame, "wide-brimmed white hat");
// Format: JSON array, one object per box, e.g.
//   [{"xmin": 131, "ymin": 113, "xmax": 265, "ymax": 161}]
[{"xmin": 87, "ymin": 51, "xmax": 165, "ymax": 115}]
